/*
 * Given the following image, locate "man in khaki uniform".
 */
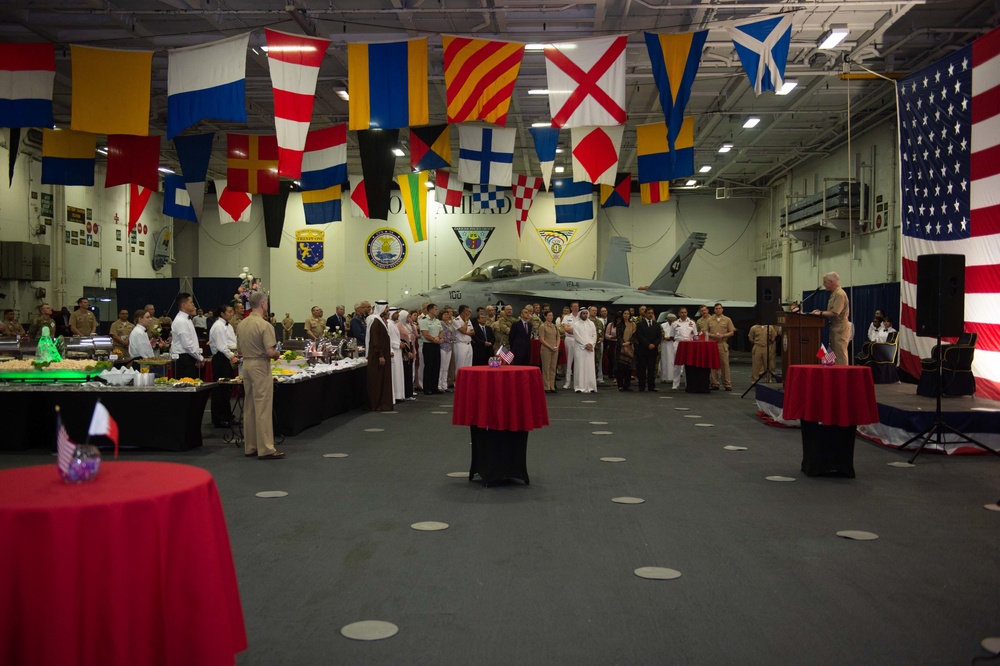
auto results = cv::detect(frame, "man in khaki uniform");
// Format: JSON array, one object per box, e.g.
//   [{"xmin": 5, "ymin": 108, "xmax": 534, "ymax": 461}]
[
  {"xmin": 812, "ymin": 271, "xmax": 851, "ymax": 365},
  {"xmin": 748, "ymin": 323, "xmax": 779, "ymax": 382},
  {"xmin": 230, "ymin": 302, "xmax": 245, "ymax": 330},
  {"xmin": 236, "ymin": 290, "xmax": 284, "ymax": 459},
  {"xmin": 304, "ymin": 306, "xmax": 325, "ymax": 340},
  {"xmin": 109, "ymin": 309, "xmax": 134, "ymax": 348},
  {"xmin": 696, "ymin": 305, "xmax": 711, "ymax": 337},
  {"xmin": 493, "ymin": 304, "xmax": 514, "ymax": 351},
  {"xmin": 29, "ymin": 303, "xmax": 57, "ymax": 339},
  {"xmin": 706, "ymin": 303, "xmax": 736, "ymax": 390},
  {"xmin": 1, "ymin": 310, "xmax": 25, "ymax": 336},
  {"xmin": 69, "ymin": 298, "xmax": 97, "ymax": 336}
]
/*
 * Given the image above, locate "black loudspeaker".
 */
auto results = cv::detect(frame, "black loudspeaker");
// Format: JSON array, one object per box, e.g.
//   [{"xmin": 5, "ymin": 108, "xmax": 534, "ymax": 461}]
[
  {"xmin": 916, "ymin": 254, "xmax": 965, "ymax": 337},
  {"xmin": 756, "ymin": 276, "xmax": 782, "ymax": 325}
]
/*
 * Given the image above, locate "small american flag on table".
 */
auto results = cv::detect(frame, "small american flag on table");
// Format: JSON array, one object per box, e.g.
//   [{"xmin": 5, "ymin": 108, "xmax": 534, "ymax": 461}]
[{"xmin": 496, "ymin": 345, "xmax": 514, "ymax": 365}]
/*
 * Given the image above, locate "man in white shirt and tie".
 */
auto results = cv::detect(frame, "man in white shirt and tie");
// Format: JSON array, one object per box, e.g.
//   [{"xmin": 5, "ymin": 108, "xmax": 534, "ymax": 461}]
[
  {"xmin": 170, "ymin": 292, "xmax": 204, "ymax": 379},
  {"xmin": 209, "ymin": 304, "xmax": 237, "ymax": 427}
]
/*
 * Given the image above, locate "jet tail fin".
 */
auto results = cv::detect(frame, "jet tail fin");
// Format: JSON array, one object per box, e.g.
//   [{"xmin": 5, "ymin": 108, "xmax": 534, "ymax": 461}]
[
  {"xmin": 601, "ymin": 236, "xmax": 632, "ymax": 285},
  {"xmin": 647, "ymin": 232, "xmax": 708, "ymax": 294}
]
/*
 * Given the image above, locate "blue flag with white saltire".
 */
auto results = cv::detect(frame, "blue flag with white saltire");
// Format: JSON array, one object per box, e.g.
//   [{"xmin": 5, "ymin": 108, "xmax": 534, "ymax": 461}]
[{"xmin": 726, "ymin": 14, "xmax": 793, "ymax": 95}]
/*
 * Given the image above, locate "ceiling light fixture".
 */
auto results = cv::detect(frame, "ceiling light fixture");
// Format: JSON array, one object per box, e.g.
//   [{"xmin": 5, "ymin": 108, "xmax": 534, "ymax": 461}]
[
  {"xmin": 531, "ymin": 122, "xmax": 552, "ymax": 128},
  {"xmin": 158, "ymin": 167, "xmax": 174, "ymax": 174},
  {"xmin": 424, "ymin": 180, "xmax": 435, "ymax": 189},
  {"xmin": 699, "ymin": 165, "xmax": 712, "ymax": 173},
  {"xmin": 524, "ymin": 43, "xmax": 546, "ymax": 51},
  {"xmin": 554, "ymin": 166, "xmax": 565, "ymax": 173},
  {"xmin": 392, "ymin": 148, "xmax": 405, "ymax": 157},
  {"xmin": 718, "ymin": 143, "xmax": 733, "ymax": 153},
  {"xmin": 776, "ymin": 80, "xmax": 798, "ymax": 95},
  {"xmin": 555, "ymin": 148, "xmax": 564, "ymax": 154},
  {"xmin": 336, "ymin": 90, "xmax": 349, "ymax": 101},
  {"xmin": 743, "ymin": 117, "xmax": 761, "ymax": 129},
  {"xmin": 817, "ymin": 25, "xmax": 849, "ymax": 50},
  {"xmin": 685, "ymin": 180, "xmax": 698, "ymax": 187},
  {"xmin": 528, "ymin": 89, "xmax": 549, "ymax": 95}
]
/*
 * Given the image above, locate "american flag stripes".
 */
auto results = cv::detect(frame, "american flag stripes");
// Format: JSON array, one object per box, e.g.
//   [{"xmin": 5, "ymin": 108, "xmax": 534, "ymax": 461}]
[
  {"xmin": 897, "ymin": 26, "xmax": 1000, "ymax": 400},
  {"xmin": 56, "ymin": 408, "xmax": 75, "ymax": 476},
  {"xmin": 496, "ymin": 345, "xmax": 514, "ymax": 365}
]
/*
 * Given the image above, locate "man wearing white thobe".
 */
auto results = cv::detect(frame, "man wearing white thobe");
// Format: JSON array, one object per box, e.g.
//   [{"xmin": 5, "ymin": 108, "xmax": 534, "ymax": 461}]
[
  {"xmin": 573, "ymin": 309, "xmax": 597, "ymax": 393},
  {"xmin": 659, "ymin": 313, "xmax": 677, "ymax": 383},
  {"xmin": 388, "ymin": 309, "xmax": 405, "ymax": 403}
]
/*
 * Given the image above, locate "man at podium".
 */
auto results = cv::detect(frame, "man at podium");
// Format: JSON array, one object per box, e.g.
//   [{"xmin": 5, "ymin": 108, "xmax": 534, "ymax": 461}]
[{"xmin": 811, "ymin": 271, "xmax": 851, "ymax": 365}]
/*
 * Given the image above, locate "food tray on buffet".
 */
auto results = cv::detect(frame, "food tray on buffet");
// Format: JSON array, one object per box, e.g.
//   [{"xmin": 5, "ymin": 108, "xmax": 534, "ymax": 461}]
[{"xmin": 0, "ymin": 359, "xmax": 114, "ymax": 383}]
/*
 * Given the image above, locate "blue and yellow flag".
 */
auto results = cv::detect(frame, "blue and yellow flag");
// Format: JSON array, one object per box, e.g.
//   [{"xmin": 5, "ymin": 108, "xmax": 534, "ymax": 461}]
[
  {"xmin": 644, "ymin": 31, "xmax": 706, "ymax": 166},
  {"xmin": 41, "ymin": 129, "xmax": 96, "ymax": 186},
  {"xmin": 636, "ymin": 117, "xmax": 694, "ymax": 183},
  {"xmin": 348, "ymin": 39, "xmax": 428, "ymax": 130},
  {"xmin": 71, "ymin": 45, "xmax": 152, "ymax": 136},
  {"xmin": 302, "ymin": 184, "xmax": 342, "ymax": 225},
  {"xmin": 397, "ymin": 171, "xmax": 429, "ymax": 243}
]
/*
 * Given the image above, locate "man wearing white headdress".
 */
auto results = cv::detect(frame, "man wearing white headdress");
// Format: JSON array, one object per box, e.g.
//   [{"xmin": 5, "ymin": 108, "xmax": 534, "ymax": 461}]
[
  {"xmin": 659, "ymin": 312, "xmax": 677, "ymax": 383},
  {"xmin": 387, "ymin": 309, "xmax": 405, "ymax": 404},
  {"xmin": 573, "ymin": 308, "xmax": 598, "ymax": 393},
  {"xmin": 365, "ymin": 300, "xmax": 394, "ymax": 411}
]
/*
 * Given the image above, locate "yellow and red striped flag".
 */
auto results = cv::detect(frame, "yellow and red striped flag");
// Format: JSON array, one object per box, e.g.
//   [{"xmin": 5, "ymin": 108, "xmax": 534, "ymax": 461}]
[{"xmin": 442, "ymin": 36, "xmax": 524, "ymax": 126}]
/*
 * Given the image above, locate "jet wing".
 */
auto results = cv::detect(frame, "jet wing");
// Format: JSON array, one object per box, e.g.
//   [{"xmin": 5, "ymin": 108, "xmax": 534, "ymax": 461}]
[{"xmin": 492, "ymin": 286, "xmax": 718, "ymax": 309}]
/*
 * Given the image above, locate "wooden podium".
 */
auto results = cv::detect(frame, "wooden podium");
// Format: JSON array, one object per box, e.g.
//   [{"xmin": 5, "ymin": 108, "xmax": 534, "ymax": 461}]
[{"xmin": 776, "ymin": 312, "xmax": 826, "ymax": 380}]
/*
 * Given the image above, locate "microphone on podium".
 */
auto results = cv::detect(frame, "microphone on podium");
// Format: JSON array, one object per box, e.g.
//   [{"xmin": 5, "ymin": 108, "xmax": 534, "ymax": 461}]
[{"xmin": 800, "ymin": 286, "xmax": 824, "ymax": 309}]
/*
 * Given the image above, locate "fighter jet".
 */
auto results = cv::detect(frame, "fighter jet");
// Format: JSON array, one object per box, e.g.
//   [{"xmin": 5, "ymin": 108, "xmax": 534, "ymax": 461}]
[{"xmin": 393, "ymin": 232, "xmax": 756, "ymax": 319}]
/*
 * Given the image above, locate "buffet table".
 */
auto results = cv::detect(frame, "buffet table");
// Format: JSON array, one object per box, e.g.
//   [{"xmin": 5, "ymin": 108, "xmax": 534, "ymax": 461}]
[
  {"xmin": 782, "ymin": 365, "xmax": 879, "ymax": 477},
  {"xmin": 0, "ymin": 462, "xmax": 247, "ymax": 666},
  {"xmin": 452, "ymin": 365, "xmax": 549, "ymax": 486},
  {"xmin": 675, "ymin": 340, "xmax": 720, "ymax": 393},
  {"xmin": 272, "ymin": 362, "xmax": 366, "ymax": 435},
  {"xmin": 0, "ymin": 383, "xmax": 213, "ymax": 452}
]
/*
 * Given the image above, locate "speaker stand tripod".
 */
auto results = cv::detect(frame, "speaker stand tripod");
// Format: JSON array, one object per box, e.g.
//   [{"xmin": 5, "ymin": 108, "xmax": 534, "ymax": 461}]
[
  {"xmin": 742, "ymin": 324, "xmax": 778, "ymax": 398},
  {"xmin": 897, "ymin": 333, "xmax": 1000, "ymax": 463}
]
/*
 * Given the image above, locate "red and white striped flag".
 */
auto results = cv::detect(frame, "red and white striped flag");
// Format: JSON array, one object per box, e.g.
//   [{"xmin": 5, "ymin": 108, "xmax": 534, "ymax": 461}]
[
  {"xmin": 88, "ymin": 400, "xmax": 119, "ymax": 459},
  {"xmin": 497, "ymin": 345, "xmax": 514, "ymax": 365},
  {"xmin": 897, "ymin": 26, "xmax": 1000, "ymax": 400},
  {"xmin": 55, "ymin": 408, "xmax": 76, "ymax": 475},
  {"xmin": 435, "ymin": 169, "xmax": 464, "ymax": 208},
  {"xmin": 265, "ymin": 29, "xmax": 330, "ymax": 179}
]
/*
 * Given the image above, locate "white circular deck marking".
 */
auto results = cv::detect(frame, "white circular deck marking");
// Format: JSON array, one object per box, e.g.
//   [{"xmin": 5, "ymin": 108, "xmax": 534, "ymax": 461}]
[
  {"xmin": 694, "ymin": 423, "xmax": 715, "ymax": 427},
  {"xmin": 765, "ymin": 476, "xmax": 796, "ymax": 482},
  {"xmin": 836, "ymin": 530, "xmax": 879, "ymax": 541},
  {"xmin": 600, "ymin": 457, "xmax": 626, "ymax": 463},
  {"xmin": 323, "ymin": 453, "xmax": 349, "ymax": 458},
  {"xmin": 590, "ymin": 421, "xmax": 609, "ymax": 425},
  {"xmin": 255, "ymin": 491, "xmax": 288, "ymax": 498},
  {"xmin": 592, "ymin": 431, "xmax": 614, "ymax": 436},
  {"xmin": 582, "ymin": 399, "xmax": 598, "ymax": 403},
  {"xmin": 411, "ymin": 521, "xmax": 449, "ymax": 531},
  {"xmin": 431, "ymin": 411, "xmax": 448, "ymax": 414},
  {"xmin": 363, "ymin": 428, "xmax": 384, "ymax": 433},
  {"xmin": 674, "ymin": 407, "xmax": 690, "ymax": 411},
  {"xmin": 683, "ymin": 415, "xmax": 701, "ymax": 419},
  {"xmin": 612, "ymin": 497, "xmax": 645, "ymax": 505},
  {"xmin": 446, "ymin": 472, "xmax": 468, "ymax": 478},
  {"xmin": 634, "ymin": 567, "xmax": 681, "ymax": 580},
  {"xmin": 887, "ymin": 462, "xmax": 915, "ymax": 468},
  {"xmin": 341, "ymin": 621, "xmax": 398, "ymax": 641},
  {"xmin": 723, "ymin": 445, "xmax": 747, "ymax": 451}
]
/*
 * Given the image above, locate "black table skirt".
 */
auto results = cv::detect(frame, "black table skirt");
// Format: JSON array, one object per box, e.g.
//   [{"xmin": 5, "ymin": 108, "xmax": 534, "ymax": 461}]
[
  {"xmin": 274, "ymin": 367, "xmax": 366, "ymax": 436},
  {"xmin": 800, "ymin": 420, "xmax": 857, "ymax": 478},
  {"xmin": 0, "ymin": 387, "xmax": 213, "ymax": 452},
  {"xmin": 469, "ymin": 426, "xmax": 530, "ymax": 486},
  {"xmin": 685, "ymin": 366, "xmax": 711, "ymax": 393}
]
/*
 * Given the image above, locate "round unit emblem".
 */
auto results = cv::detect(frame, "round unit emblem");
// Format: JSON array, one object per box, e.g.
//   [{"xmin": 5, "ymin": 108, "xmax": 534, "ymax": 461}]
[
  {"xmin": 366, "ymin": 228, "xmax": 407, "ymax": 271},
  {"xmin": 782, "ymin": 333, "xmax": 788, "ymax": 352}
]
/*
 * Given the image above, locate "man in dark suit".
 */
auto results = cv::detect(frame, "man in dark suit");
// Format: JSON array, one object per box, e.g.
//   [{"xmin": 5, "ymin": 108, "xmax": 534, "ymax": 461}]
[
  {"xmin": 471, "ymin": 310, "xmax": 496, "ymax": 365},
  {"xmin": 507, "ymin": 306, "xmax": 533, "ymax": 365},
  {"xmin": 325, "ymin": 304, "xmax": 347, "ymax": 335},
  {"xmin": 633, "ymin": 306, "xmax": 661, "ymax": 391}
]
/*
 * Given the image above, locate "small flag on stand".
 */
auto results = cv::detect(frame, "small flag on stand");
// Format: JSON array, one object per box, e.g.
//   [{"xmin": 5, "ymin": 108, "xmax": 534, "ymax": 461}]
[
  {"xmin": 496, "ymin": 345, "xmax": 514, "ymax": 365},
  {"xmin": 88, "ymin": 400, "xmax": 120, "ymax": 459},
  {"xmin": 816, "ymin": 343, "xmax": 836, "ymax": 366},
  {"xmin": 56, "ymin": 407, "xmax": 76, "ymax": 476}
]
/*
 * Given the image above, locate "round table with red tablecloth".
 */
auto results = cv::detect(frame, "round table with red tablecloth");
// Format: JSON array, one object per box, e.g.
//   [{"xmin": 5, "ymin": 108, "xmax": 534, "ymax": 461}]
[
  {"xmin": 675, "ymin": 340, "xmax": 721, "ymax": 393},
  {"xmin": 452, "ymin": 365, "xmax": 549, "ymax": 486},
  {"xmin": 782, "ymin": 365, "xmax": 879, "ymax": 477},
  {"xmin": 0, "ymin": 462, "xmax": 247, "ymax": 666}
]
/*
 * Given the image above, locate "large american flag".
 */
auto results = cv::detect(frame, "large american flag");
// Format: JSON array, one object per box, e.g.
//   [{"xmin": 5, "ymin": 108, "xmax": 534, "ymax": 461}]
[{"xmin": 897, "ymin": 26, "xmax": 1000, "ymax": 401}]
